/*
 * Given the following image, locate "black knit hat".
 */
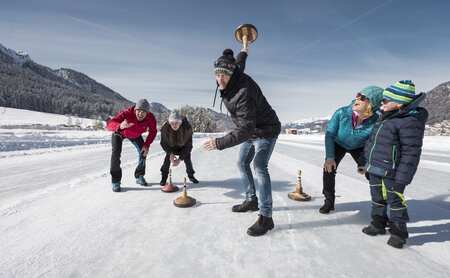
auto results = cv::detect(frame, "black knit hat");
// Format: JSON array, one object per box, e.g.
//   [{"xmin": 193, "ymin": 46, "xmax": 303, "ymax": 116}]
[{"xmin": 213, "ymin": 49, "xmax": 236, "ymax": 75}]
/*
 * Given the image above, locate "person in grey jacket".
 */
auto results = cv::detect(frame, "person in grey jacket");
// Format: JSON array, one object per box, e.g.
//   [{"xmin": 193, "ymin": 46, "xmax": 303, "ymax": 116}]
[
  {"xmin": 203, "ymin": 47, "xmax": 281, "ymax": 237},
  {"xmin": 362, "ymin": 80, "xmax": 428, "ymax": 249}
]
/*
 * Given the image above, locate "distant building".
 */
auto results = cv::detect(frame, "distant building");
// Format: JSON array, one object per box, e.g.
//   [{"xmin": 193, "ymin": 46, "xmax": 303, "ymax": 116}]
[{"xmin": 285, "ymin": 129, "xmax": 298, "ymax": 135}]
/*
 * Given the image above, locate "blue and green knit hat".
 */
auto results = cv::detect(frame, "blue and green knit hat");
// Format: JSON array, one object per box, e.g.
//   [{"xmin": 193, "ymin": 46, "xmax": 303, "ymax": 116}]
[
  {"xmin": 213, "ymin": 49, "xmax": 236, "ymax": 76},
  {"xmin": 383, "ymin": 80, "xmax": 416, "ymax": 104}
]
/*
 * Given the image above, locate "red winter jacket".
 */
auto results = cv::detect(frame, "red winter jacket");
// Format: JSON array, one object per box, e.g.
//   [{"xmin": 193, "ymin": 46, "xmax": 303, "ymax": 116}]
[{"xmin": 107, "ymin": 105, "xmax": 157, "ymax": 148}]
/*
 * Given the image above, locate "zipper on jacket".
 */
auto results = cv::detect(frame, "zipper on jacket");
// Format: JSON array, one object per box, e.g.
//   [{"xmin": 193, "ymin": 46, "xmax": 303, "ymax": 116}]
[
  {"xmin": 368, "ymin": 121, "xmax": 386, "ymax": 164},
  {"xmin": 391, "ymin": 145, "xmax": 397, "ymax": 169}
]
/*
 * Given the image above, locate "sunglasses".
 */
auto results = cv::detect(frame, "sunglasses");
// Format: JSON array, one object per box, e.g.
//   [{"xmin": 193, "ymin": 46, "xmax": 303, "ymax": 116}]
[
  {"xmin": 381, "ymin": 98, "xmax": 393, "ymax": 104},
  {"xmin": 356, "ymin": 92, "xmax": 368, "ymax": 101}
]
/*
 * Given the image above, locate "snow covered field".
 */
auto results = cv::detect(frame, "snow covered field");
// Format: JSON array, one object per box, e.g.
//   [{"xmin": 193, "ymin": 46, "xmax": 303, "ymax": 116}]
[{"xmin": 1, "ymin": 108, "xmax": 449, "ymax": 277}]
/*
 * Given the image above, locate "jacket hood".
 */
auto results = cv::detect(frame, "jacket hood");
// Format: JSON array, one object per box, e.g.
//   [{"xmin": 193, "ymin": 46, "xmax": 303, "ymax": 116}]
[{"xmin": 403, "ymin": 92, "xmax": 426, "ymax": 110}]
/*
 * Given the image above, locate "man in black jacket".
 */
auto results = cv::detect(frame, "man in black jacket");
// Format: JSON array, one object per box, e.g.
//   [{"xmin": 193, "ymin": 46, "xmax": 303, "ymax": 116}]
[
  {"xmin": 203, "ymin": 48, "xmax": 281, "ymax": 237},
  {"xmin": 362, "ymin": 80, "xmax": 428, "ymax": 249},
  {"xmin": 160, "ymin": 110, "xmax": 198, "ymax": 185}
]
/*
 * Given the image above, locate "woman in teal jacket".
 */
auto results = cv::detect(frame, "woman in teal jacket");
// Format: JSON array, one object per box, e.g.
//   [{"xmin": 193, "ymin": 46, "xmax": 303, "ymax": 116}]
[{"xmin": 320, "ymin": 86, "xmax": 383, "ymax": 213}]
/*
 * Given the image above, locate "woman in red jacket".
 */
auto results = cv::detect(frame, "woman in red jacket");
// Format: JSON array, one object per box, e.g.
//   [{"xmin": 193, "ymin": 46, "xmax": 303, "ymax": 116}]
[{"xmin": 106, "ymin": 99, "xmax": 157, "ymax": 192}]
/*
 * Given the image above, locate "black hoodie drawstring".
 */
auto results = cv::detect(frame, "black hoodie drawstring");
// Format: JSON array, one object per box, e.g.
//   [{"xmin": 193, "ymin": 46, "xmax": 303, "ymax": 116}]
[
  {"xmin": 213, "ymin": 85, "xmax": 218, "ymax": 107},
  {"xmin": 213, "ymin": 83, "xmax": 227, "ymax": 115}
]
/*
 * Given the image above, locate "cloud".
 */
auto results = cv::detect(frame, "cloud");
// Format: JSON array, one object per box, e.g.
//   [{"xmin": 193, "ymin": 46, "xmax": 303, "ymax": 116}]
[
  {"xmin": 61, "ymin": 14, "xmax": 170, "ymax": 55},
  {"xmin": 284, "ymin": 0, "xmax": 393, "ymax": 60}
]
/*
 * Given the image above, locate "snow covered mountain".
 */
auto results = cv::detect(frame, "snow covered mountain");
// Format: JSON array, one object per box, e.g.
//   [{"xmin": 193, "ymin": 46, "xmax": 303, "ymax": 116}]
[
  {"xmin": 0, "ymin": 44, "xmax": 31, "ymax": 65},
  {"xmin": 422, "ymin": 81, "xmax": 450, "ymax": 124},
  {"xmin": 0, "ymin": 43, "xmax": 234, "ymax": 131},
  {"xmin": 0, "ymin": 43, "xmax": 133, "ymax": 119},
  {"xmin": 53, "ymin": 68, "xmax": 128, "ymax": 101}
]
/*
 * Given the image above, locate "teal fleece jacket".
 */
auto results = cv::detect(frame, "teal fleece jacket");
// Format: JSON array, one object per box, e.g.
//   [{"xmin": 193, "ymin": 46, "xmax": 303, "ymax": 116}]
[{"xmin": 325, "ymin": 103, "xmax": 380, "ymax": 159}]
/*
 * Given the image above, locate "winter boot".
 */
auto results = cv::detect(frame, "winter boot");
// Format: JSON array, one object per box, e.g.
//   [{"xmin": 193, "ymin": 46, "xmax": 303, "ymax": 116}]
[
  {"xmin": 232, "ymin": 198, "xmax": 259, "ymax": 212},
  {"xmin": 389, "ymin": 221, "xmax": 409, "ymax": 239},
  {"xmin": 319, "ymin": 197, "xmax": 335, "ymax": 214},
  {"xmin": 247, "ymin": 214, "xmax": 275, "ymax": 236},
  {"xmin": 112, "ymin": 182, "xmax": 121, "ymax": 192},
  {"xmin": 159, "ymin": 174, "xmax": 168, "ymax": 186},
  {"xmin": 362, "ymin": 224, "xmax": 386, "ymax": 236},
  {"xmin": 387, "ymin": 235, "xmax": 407, "ymax": 249},
  {"xmin": 136, "ymin": 175, "xmax": 148, "ymax": 186},
  {"xmin": 188, "ymin": 175, "xmax": 199, "ymax": 184}
]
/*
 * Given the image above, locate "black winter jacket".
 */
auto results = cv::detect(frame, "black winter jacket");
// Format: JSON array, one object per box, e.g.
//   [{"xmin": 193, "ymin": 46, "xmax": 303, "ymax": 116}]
[
  {"xmin": 364, "ymin": 93, "xmax": 428, "ymax": 186},
  {"xmin": 215, "ymin": 52, "xmax": 281, "ymax": 150}
]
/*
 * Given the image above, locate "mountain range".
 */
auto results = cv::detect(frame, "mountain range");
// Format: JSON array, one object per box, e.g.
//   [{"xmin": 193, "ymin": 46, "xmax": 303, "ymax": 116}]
[
  {"xmin": 0, "ymin": 43, "xmax": 233, "ymax": 131},
  {"xmin": 1, "ymin": 43, "xmax": 448, "ymax": 133},
  {"xmin": 0, "ymin": 43, "xmax": 133, "ymax": 120},
  {"xmin": 421, "ymin": 81, "xmax": 450, "ymax": 124}
]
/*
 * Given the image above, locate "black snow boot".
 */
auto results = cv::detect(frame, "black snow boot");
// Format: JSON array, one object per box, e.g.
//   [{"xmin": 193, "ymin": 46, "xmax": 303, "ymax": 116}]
[
  {"xmin": 319, "ymin": 196, "xmax": 335, "ymax": 214},
  {"xmin": 247, "ymin": 214, "xmax": 274, "ymax": 236},
  {"xmin": 362, "ymin": 224, "xmax": 386, "ymax": 236},
  {"xmin": 188, "ymin": 175, "xmax": 199, "ymax": 184},
  {"xmin": 232, "ymin": 198, "xmax": 259, "ymax": 212},
  {"xmin": 387, "ymin": 235, "xmax": 407, "ymax": 249},
  {"xmin": 159, "ymin": 174, "xmax": 168, "ymax": 186}
]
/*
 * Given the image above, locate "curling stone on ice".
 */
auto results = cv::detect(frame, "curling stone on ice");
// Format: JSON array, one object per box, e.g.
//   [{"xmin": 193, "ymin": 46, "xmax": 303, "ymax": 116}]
[
  {"xmin": 161, "ymin": 169, "xmax": 179, "ymax": 193},
  {"xmin": 173, "ymin": 177, "xmax": 196, "ymax": 208},
  {"xmin": 288, "ymin": 169, "xmax": 311, "ymax": 201}
]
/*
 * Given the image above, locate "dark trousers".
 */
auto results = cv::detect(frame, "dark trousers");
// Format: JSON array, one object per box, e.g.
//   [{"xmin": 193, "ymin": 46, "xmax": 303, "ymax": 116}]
[
  {"xmin": 110, "ymin": 132, "xmax": 146, "ymax": 183},
  {"xmin": 369, "ymin": 174, "xmax": 409, "ymax": 238},
  {"xmin": 322, "ymin": 142, "xmax": 369, "ymax": 199},
  {"xmin": 160, "ymin": 152, "xmax": 195, "ymax": 178}
]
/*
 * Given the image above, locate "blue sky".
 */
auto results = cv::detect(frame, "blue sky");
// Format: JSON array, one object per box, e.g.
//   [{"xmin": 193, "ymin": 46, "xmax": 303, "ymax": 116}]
[{"xmin": 1, "ymin": 0, "xmax": 450, "ymax": 123}]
